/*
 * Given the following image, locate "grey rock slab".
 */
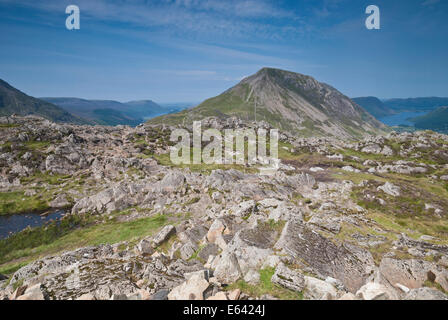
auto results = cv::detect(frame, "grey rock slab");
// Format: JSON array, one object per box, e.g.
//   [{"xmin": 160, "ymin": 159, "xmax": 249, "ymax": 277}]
[
  {"xmin": 274, "ymin": 221, "xmax": 375, "ymax": 293},
  {"xmin": 271, "ymin": 263, "xmax": 305, "ymax": 292},
  {"xmin": 403, "ymin": 287, "xmax": 448, "ymax": 300},
  {"xmin": 152, "ymin": 225, "xmax": 176, "ymax": 248}
]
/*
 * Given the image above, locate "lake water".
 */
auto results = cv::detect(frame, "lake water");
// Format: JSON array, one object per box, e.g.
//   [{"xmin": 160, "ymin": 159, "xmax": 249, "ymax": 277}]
[
  {"xmin": 0, "ymin": 210, "xmax": 65, "ymax": 240},
  {"xmin": 379, "ymin": 111, "xmax": 427, "ymax": 126}
]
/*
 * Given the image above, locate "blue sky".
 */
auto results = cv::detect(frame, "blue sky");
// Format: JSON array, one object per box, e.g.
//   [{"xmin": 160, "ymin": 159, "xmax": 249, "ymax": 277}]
[{"xmin": 0, "ymin": 0, "xmax": 447, "ymax": 103}]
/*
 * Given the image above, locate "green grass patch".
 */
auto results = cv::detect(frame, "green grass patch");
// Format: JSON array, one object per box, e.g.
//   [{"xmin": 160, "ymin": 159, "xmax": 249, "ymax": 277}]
[
  {"xmin": 188, "ymin": 243, "xmax": 207, "ymax": 263},
  {"xmin": 0, "ymin": 214, "xmax": 170, "ymax": 275},
  {"xmin": 0, "ymin": 261, "xmax": 28, "ymax": 276},
  {"xmin": 0, "ymin": 214, "xmax": 87, "ymax": 265},
  {"xmin": 0, "ymin": 191, "xmax": 50, "ymax": 216},
  {"xmin": 226, "ymin": 267, "xmax": 303, "ymax": 300},
  {"xmin": 184, "ymin": 197, "xmax": 201, "ymax": 206},
  {"xmin": 424, "ymin": 280, "xmax": 448, "ymax": 295},
  {"xmin": 331, "ymin": 169, "xmax": 388, "ymax": 184},
  {"xmin": 20, "ymin": 172, "xmax": 72, "ymax": 186},
  {"xmin": 0, "ymin": 123, "xmax": 20, "ymax": 129},
  {"xmin": 24, "ymin": 141, "xmax": 51, "ymax": 151}
]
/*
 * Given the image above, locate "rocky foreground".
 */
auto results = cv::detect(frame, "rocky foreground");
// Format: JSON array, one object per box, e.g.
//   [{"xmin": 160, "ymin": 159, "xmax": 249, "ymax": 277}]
[{"xmin": 1, "ymin": 115, "xmax": 448, "ymax": 300}]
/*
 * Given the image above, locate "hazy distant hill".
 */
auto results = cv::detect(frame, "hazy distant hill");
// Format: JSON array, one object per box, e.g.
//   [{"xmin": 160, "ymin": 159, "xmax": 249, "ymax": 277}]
[
  {"xmin": 0, "ymin": 79, "xmax": 87, "ymax": 124},
  {"xmin": 42, "ymin": 98, "xmax": 142, "ymax": 126},
  {"xmin": 411, "ymin": 106, "xmax": 448, "ymax": 131},
  {"xmin": 149, "ymin": 68, "xmax": 387, "ymax": 138},
  {"xmin": 352, "ymin": 96, "xmax": 396, "ymax": 118},
  {"xmin": 42, "ymin": 98, "xmax": 190, "ymax": 126},
  {"xmin": 383, "ymin": 97, "xmax": 448, "ymax": 112},
  {"xmin": 90, "ymin": 108, "xmax": 141, "ymax": 127},
  {"xmin": 42, "ymin": 98, "xmax": 183, "ymax": 126}
]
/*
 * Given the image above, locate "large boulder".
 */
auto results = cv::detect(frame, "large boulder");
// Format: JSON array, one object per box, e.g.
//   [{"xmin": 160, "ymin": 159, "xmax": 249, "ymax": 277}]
[
  {"xmin": 45, "ymin": 154, "xmax": 78, "ymax": 175},
  {"xmin": 158, "ymin": 171, "xmax": 185, "ymax": 193},
  {"xmin": 152, "ymin": 225, "xmax": 176, "ymax": 248},
  {"xmin": 361, "ymin": 144, "xmax": 382, "ymax": 154},
  {"xmin": 225, "ymin": 223, "xmax": 278, "ymax": 276},
  {"xmin": 16, "ymin": 283, "xmax": 48, "ymax": 300},
  {"xmin": 198, "ymin": 243, "xmax": 220, "ymax": 261},
  {"xmin": 267, "ymin": 204, "xmax": 303, "ymax": 222},
  {"xmin": 179, "ymin": 241, "xmax": 199, "ymax": 260},
  {"xmin": 6, "ymin": 244, "xmax": 191, "ymax": 300},
  {"xmin": 379, "ymin": 258, "xmax": 448, "ymax": 292},
  {"xmin": 49, "ymin": 194, "xmax": 71, "ymax": 209},
  {"xmin": 178, "ymin": 225, "xmax": 208, "ymax": 244},
  {"xmin": 136, "ymin": 239, "xmax": 154, "ymax": 256},
  {"xmin": 72, "ymin": 182, "xmax": 146, "ymax": 215},
  {"xmin": 377, "ymin": 182, "xmax": 401, "ymax": 197},
  {"xmin": 303, "ymin": 276, "xmax": 338, "ymax": 300},
  {"xmin": 213, "ymin": 251, "xmax": 243, "ymax": 284},
  {"xmin": 207, "ymin": 219, "xmax": 226, "ymax": 244},
  {"xmin": 355, "ymin": 282, "xmax": 395, "ymax": 300},
  {"xmin": 206, "ymin": 216, "xmax": 238, "ymax": 250},
  {"xmin": 168, "ymin": 273, "xmax": 210, "ymax": 300},
  {"xmin": 271, "ymin": 263, "xmax": 305, "ymax": 292},
  {"xmin": 228, "ymin": 200, "xmax": 256, "ymax": 218},
  {"xmin": 205, "ymin": 169, "xmax": 245, "ymax": 190}
]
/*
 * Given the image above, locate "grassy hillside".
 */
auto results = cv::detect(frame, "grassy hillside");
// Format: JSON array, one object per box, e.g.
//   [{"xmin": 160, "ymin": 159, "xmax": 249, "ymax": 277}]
[
  {"xmin": 0, "ymin": 80, "xmax": 87, "ymax": 124},
  {"xmin": 412, "ymin": 106, "xmax": 448, "ymax": 132}
]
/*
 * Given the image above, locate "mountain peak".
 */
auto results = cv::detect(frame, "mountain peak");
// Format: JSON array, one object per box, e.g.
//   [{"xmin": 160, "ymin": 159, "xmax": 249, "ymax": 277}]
[
  {"xmin": 252, "ymin": 67, "xmax": 312, "ymax": 81},
  {"xmin": 149, "ymin": 68, "xmax": 387, "ymax": 138}
]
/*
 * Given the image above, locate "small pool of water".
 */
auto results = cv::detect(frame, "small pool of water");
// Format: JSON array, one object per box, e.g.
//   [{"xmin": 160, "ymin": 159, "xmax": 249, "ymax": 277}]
[{"xmin": 0, "ymin": 211, "xmax": 66, "ymax": 240}]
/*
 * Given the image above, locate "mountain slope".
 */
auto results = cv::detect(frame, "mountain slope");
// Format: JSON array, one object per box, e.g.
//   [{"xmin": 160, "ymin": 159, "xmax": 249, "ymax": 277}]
[
  {"xmin": 352, "ymin": 96, "xmax": 396, "ymax": 119},
  {"xmin": 411, "ymin": 106, "xmax": 448, "ymax": 132},
  {"xmin": 148, "ymin": 68, "xmax": 388, "ymax": 138},
  {"xmin": 0, "ymin": 80, "xmax": 87, "ymax": 124}
]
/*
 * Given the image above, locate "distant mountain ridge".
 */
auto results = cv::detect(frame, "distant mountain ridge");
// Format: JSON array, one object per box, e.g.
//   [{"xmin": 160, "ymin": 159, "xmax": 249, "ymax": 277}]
[
  {"xmin": 0, "ymin": 79, "xmax": 88, "ymax": 124},
  {"xmin": 383, "ymin": 97, "xmax": 448, "ymax": 112},
  {"xmin": 42, "ymin": 98, "xmax": 187, "ymax": 126},
  {"xmin": 352, "ymin": 96, "xmax": 396, "ymax": 119},
  {"xmin": 149, "ymin": 68, "xmax": 388, "ymax": 139},
  {"xmin": 354, "ymin": 96, "xmax": 448, "ymax": 133}
]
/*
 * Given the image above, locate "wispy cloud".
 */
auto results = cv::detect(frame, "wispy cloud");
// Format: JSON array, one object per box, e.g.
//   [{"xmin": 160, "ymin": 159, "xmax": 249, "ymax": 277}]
[
  {"xmin": 422, "ymin": 0, "xmax": 440, "ymax": 6},
  {"xmin": 0, "ymin": 0, "xmax": 304, "ymax": 40},
  {"xmin": 167, "ymin": 0, "xmax": 293, "ymax": 18}
]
